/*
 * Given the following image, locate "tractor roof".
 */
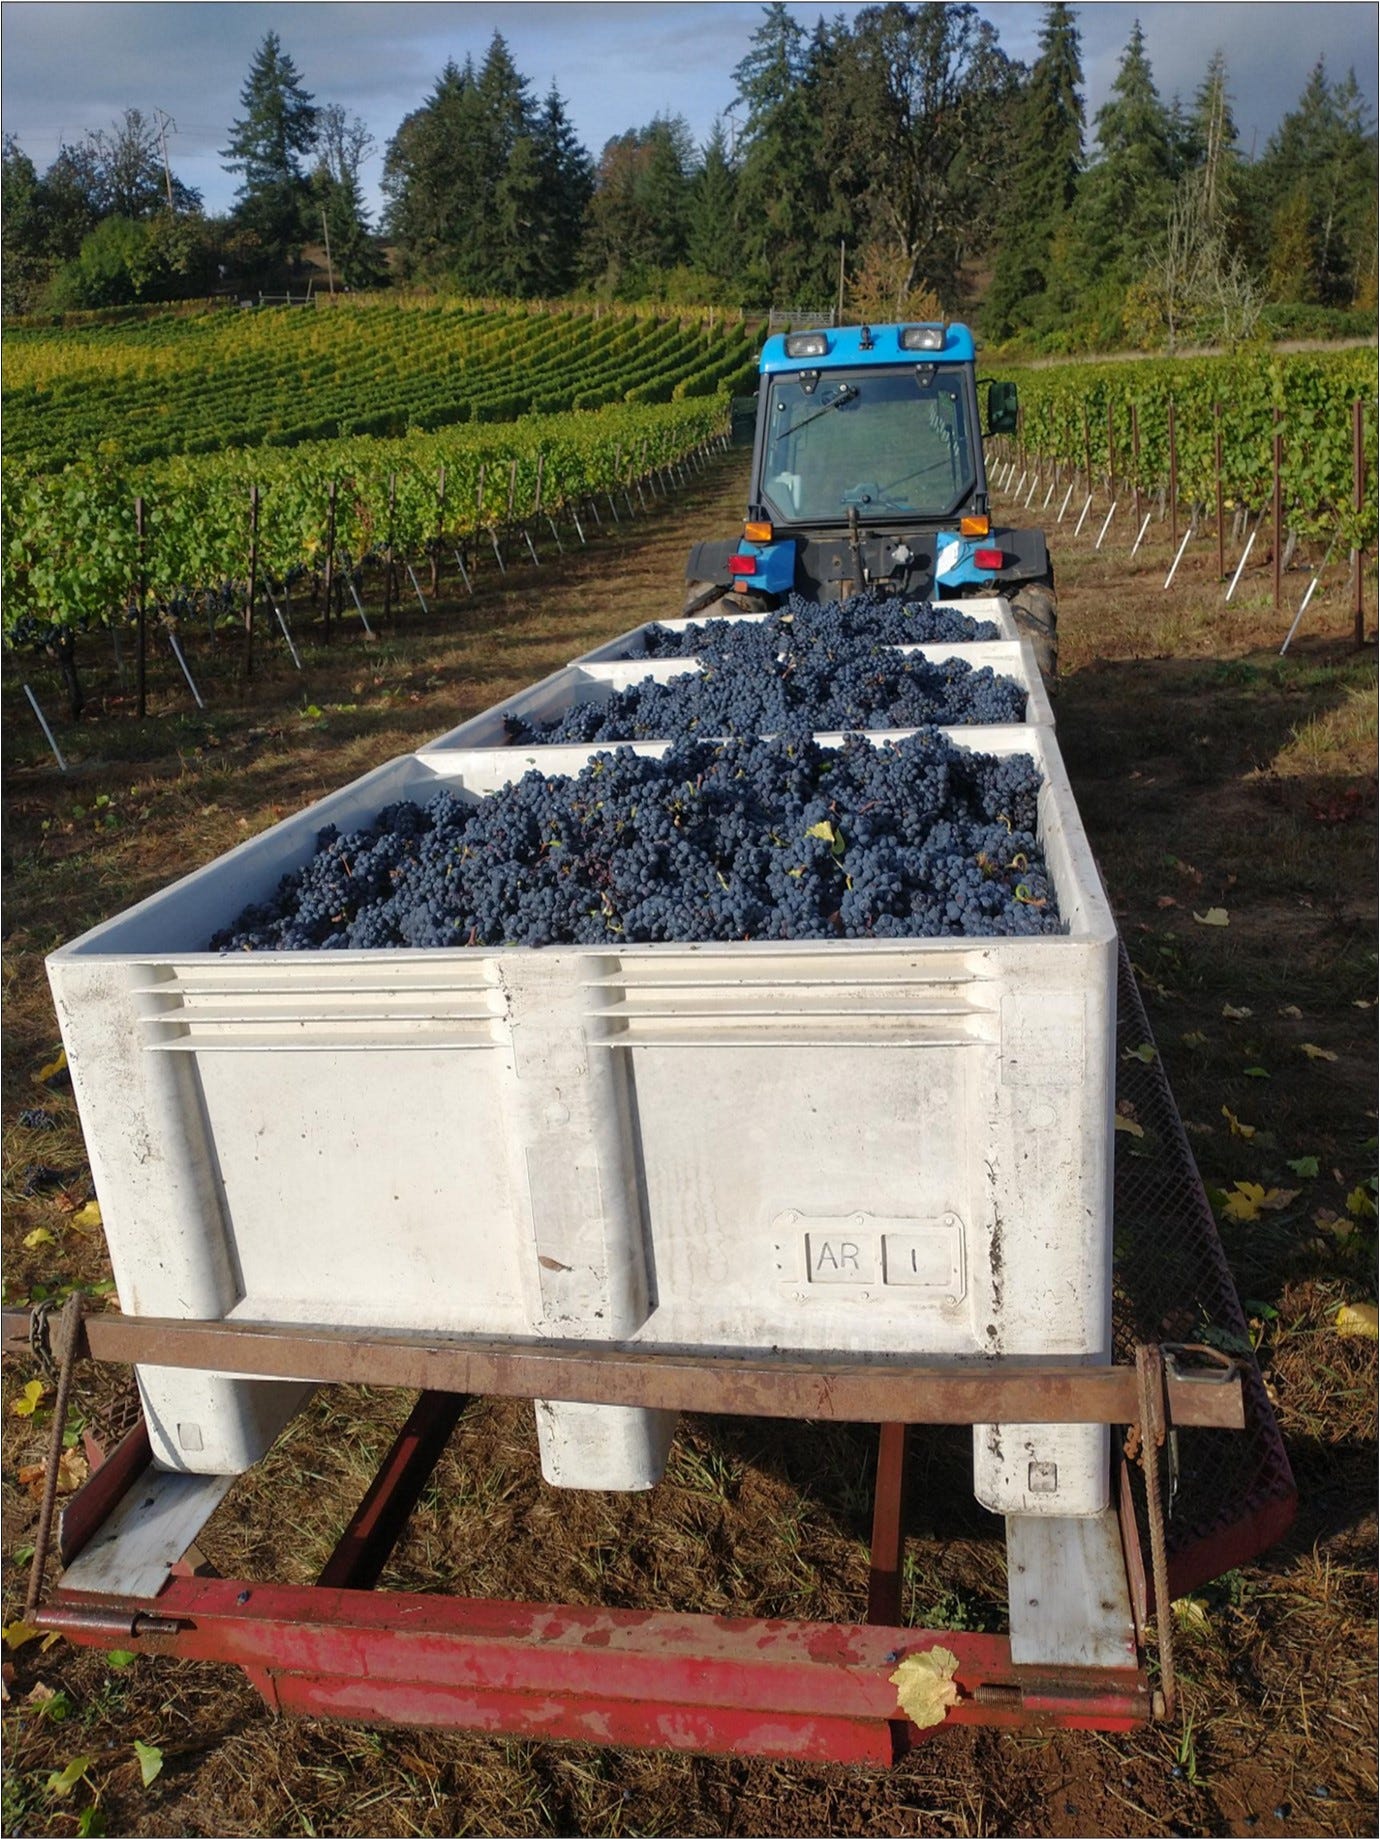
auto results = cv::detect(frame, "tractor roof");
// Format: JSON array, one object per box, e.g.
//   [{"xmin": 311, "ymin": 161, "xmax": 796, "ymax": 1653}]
[{"xmin": 759, "ymin": 323, "xmax": 976, "ymax": 373}]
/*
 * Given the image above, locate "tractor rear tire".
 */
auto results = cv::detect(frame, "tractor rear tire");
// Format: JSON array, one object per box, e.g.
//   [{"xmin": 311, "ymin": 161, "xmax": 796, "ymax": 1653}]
[
  {"xmin": 1009, "ymin": 575, "xmax": 1058, "ymax": 685},
  {"xmin": 684, "ymin": 578, "xmax": 728, "ymax": 617}
]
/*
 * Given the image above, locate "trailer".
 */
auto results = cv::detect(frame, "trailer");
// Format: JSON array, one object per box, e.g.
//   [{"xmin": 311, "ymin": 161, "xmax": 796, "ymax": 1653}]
[
  {"xmin": 8, "ymin": 326, "xmax": 1294, "ymax": 1756},
  {"xmin": 8, "ymin": 940, "xmax": 1293, "ymax": 1759}
]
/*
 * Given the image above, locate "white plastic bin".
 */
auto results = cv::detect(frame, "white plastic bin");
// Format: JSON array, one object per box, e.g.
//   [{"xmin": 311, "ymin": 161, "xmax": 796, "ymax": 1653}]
[
  {"xmin": 419, "ymin": 638, "xmax": 1052, "ymax": 754},
  {"xmin": 47, "ymin": 728, "xmax": 1115, "ymax": 1512},
  {"xmin": 569, "ymin": 597, "xmax": 1020, "ymax": 665}
]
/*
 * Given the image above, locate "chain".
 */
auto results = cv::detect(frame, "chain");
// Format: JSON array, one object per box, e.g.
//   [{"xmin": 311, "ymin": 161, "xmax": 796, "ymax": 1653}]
[
  {"xmin": 24, "ymin": 1294, "xmax": 85, "ymax": 1621},
  {"xmin": 1133, "ymin": 1341, "xmax": 1177, "ymax": 1721}
]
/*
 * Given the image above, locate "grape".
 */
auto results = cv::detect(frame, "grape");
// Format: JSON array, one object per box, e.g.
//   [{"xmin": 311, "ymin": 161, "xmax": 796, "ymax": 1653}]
[
  {"xmin": 518, "ymin": 590, "xmax": 1023, "ymax": 743},
  {"xmin": 637, "ymin": 589, "xmax": 1000, "ymax": 658},
  {"xmin": 211, "ymin": 730, "xmax": 1062, "ymax": 952}
]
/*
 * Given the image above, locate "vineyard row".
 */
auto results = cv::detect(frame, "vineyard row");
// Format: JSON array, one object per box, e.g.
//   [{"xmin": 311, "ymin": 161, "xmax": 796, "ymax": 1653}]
[
  {"xmin": 3, "ymin": 397, "xmax": 731, "ymax": 720},
  {"xmin": 999, "ymin": 347, "xmax": 1378, "ymax": 548}
]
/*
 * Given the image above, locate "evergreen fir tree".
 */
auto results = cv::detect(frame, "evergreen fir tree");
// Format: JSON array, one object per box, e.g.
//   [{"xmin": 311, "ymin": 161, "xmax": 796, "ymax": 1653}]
[
  {"xmin": 220, "ymin": 31, "xmax": 319, "ymax": 261},
  {"xmin": 1062, "ymin": 18, "xmax": 1176, "ymax": 326},
  {"xmin": 730, "ymin": 1, "xmax": 819, "ymax": 301},
  {"xmin": 687, "ymin": 118, "xmax": 739, "ymax": 288},
  {"xmin": 531, "ymin": 85, "xmax": 594, "ymax": 296},
  {"xmin": 983, "ymin": 1, "xmax": 1084, "ymax": 339}
]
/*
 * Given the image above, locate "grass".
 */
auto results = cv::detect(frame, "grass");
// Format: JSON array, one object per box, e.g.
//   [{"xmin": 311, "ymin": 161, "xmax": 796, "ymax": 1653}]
[{"xmin": 2, "ymin": 449, "xmax": 1376, "ymax": 1836}]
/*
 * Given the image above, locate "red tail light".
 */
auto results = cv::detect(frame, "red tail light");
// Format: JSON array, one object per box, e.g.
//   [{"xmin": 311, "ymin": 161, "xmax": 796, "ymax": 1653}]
[
  {"xmin": 728, "ymin": 553, "xmax": 757, "ymax": 575},
  {"xmin": 973, "ymin": 547, "xmax": 1004, "ymax": 570}
]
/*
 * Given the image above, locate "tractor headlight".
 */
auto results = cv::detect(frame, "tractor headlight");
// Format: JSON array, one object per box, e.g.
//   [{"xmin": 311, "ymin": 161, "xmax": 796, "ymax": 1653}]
[
  {"xmin": 899, "ymin": 325, "xmax": 946, "ymax": 351},
  {"xmin": 784, "ymin": 332, "xmax": 829, "ymax": 358}
]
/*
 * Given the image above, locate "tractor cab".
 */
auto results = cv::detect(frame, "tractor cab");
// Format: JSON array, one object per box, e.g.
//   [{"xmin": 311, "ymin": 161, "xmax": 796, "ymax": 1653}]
[{"xmin": 686, "ymin": 322, "xmax": 1051, "ymax": 624}]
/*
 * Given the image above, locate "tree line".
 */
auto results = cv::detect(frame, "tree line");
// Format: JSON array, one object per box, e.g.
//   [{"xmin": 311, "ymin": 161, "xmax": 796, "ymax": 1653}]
[{"xmin": 3, "ymin": 5, "xmax": 1375, "ymax": 351}]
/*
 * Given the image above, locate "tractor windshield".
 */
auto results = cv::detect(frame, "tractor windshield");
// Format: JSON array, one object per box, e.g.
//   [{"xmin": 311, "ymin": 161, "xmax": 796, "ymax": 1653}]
[{"xmin": 759, "ymin": 364, "xmax": 976, "ymax": 525}]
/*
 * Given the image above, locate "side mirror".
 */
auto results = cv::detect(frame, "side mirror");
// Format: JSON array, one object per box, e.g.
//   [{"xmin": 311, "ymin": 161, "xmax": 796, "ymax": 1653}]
[{"xmin": 987, "ymin": 380, "xmax": 1019, "ymax": 436}]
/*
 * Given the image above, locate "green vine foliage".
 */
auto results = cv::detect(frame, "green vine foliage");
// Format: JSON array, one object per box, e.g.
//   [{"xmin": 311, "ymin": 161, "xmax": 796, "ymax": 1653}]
[
  {"xmin": 1, "ymin": 397, "xmax": 727, "ymax": 652},
  {"xmin": 1008, "ymin": 348, "xmax": 1378, "ymax": 548}
]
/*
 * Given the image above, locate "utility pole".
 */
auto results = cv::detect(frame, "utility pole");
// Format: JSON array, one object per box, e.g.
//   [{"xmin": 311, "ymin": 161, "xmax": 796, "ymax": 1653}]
[
  {"xmin": 836, "ymin": 239, "xmax": 846, "ymax": 325},
  {"xmin": 321, "ymin": 207, "xmax": 336, "ymax": 296},
  {"xmin": 154, "ymin": 109, "xmax": 176, "ymax": 210}
]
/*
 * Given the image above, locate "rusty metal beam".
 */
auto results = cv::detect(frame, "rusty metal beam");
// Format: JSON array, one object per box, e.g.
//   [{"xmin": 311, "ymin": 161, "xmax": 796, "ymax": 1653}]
[
  {"xmin": 43, "ymin": 1313, "xmax": 1247, "ymax": 1430},
  {"xmin": 867, "ymin": 1424, "xmax": 910, "ymax": 1626}
]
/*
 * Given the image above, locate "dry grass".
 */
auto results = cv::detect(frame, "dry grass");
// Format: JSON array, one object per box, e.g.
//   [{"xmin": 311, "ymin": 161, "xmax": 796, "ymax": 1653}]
[{"xmin": 3, "ymin": 451, "xmax": 1376, "ymax": 1837}]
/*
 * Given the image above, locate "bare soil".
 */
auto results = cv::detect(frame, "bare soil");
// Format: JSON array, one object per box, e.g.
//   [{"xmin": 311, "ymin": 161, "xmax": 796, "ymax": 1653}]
[{"xmin": 3, "ymin": 452, "xmax": 1375, "ymax": 1837}]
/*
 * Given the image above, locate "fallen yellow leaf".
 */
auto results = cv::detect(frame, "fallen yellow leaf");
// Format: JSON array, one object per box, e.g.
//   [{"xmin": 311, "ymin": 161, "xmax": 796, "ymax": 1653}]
[
  {"xmin": 1222, "ymin": 1003, "xmax": 1253, "ymax": 1020},
  {"xmin": 1114, "ymin": 1115, "xmax": 1145, "ymax": 1138},
  {"xmin": 1300, "ymin": 1043, "xmax": 1338, "ymax": 1062},
  {"xmin": 1194, "ymin": 908, "xmax": 1230, "ymax": 927},
  {"xmin": 1334, "ymin": 1302, "xmax": 1379, "ymax": 1341},
  {"xmin": 68, "ymin": 1201, "xmax": 102, "ymax": 1232},
  {"xmin": 34, "ymin": 1049, "xmax": 67, "ymax": 1085},
  {"xmin": 1222, "ymin": 1106, "xmax": 1256, "ymax": 1139},
  {"xmin": 891, "ymin": 1646, "xmax": 961, "ymax": 1730},
  {"xmin": 2, "ymin": 1620, "xmax": 43, "ymax": 1651},
  {"xmin": 23, "ymin": 1227, "xmax": 55, "ymax": 1250},
  {"xmin": 1221, "ymin": 1182, "xmax": 1267, "ymax": 1222}
]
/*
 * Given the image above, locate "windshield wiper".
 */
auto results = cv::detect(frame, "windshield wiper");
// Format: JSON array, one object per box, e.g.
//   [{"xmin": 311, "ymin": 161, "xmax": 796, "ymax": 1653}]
[{"xmin": 788, "ymin": 383, "xmax": 858, "ymax": 437}]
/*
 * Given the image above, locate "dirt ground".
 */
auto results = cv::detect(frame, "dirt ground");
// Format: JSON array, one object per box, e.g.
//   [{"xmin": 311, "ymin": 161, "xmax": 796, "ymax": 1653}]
[{"xmin": 2, "ymin": 449, "xmax": 1376, "ymax": 1837}]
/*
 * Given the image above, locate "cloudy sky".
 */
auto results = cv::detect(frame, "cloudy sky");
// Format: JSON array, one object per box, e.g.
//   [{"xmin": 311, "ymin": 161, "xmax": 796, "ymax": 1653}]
[{"xmin": 2, "ymin": 1, "xmax": 1376, "ymax": 220}]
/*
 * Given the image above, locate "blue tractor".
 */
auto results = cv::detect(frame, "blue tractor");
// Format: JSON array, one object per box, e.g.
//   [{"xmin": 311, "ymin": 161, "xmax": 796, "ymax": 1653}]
[{"xmin": 686, "ymin": 321, "xmax": 1057, "ymax": 677}]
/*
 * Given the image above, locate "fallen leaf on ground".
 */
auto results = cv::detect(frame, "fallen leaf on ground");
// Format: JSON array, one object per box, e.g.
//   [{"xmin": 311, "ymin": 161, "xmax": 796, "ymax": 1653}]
[
  {"xmin": 1334, "ymin": 1302, "xmax": 1378, "ymax": 1340},
  {"xmin": 1222, "ymin": 1106, "xmax": 1256, "ymax": 1138},
  {"xmin": 1114, "ymin": 1115, "xmax": 1145, "ymax": 1137},
  {"xmin": 1174, "ymin": 1597, "xmax": 1211, "ymax": 1634},
  {"xmin": 891, "ymin": 1647, "xmax": 961, "ymax": 1730},
  {"xmin": 1300, "ymin": 1043, "xmax": 1338, "ymax": 1062},
  {"xmin": 1194, "ymin": 908, "xmax": 1230, "ymax": 927},
  {"xmin": 1221, "ymin": 1182, "xmax": 1268, "ymax": 1221},
  {"xmin": 133, "ymin": 1739, "xmax": 163, "ymax": 1787},
  {"xmin": 68, "ymin": 1201, "xmax": 102, "ymax": 1231}
]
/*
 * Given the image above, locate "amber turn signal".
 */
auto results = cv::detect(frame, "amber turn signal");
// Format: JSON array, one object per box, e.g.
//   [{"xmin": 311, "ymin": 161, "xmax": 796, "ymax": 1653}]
[
  {"xmin": 743, "ymin": 521, "xmax": 773, "ymax": 543},
  {"xmin": 960, "ymin": 515, "xmax": 990, "ymax": 537}
]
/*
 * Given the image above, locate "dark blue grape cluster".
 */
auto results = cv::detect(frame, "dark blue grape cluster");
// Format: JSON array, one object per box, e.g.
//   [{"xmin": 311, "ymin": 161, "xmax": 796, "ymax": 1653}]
[
  {"xmin": 507, "ymin": 642, "xmax": 1024, "ymax": 744},
  {"xmin": 211, "ymin": 730, "xmax": 1062, "ymax": 952},
  {"xmin": 637, "ymin": 590, "xmax": 999, "ymax": 659}
]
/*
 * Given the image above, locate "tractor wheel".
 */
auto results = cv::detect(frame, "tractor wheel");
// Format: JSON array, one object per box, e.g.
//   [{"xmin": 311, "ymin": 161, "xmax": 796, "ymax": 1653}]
[
  {"xmin": 683, "ymin": 581, "xmax": 771, "ymax": 618},
  {"xmin": 684, "ymin": 578, "xmax": 728, "ymax": 617},
  {"xmin": 1008, "ymin": 575, "xmax": 1059, "ymax": 685}
]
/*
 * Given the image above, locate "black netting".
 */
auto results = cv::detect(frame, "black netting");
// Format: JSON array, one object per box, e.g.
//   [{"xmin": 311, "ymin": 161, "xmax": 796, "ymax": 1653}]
[{"xmin": 1111, "ymin": 942, "xmax": 1295, "ymax": 1566}]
